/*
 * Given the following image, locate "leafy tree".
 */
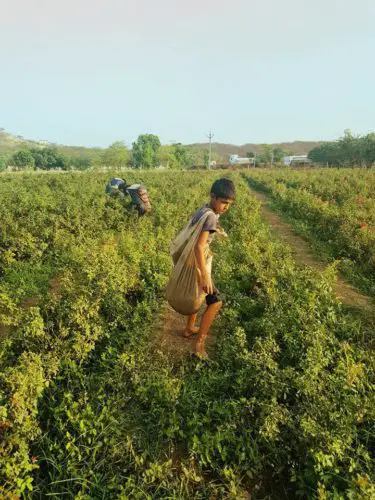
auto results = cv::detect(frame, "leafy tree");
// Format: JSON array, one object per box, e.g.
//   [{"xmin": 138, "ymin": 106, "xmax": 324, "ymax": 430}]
[
  {"xmin": 30, "ymin": 147, "xmax": 68, "ymax": 170},
  {"xmin": 182, "ymin": 146, "xmax": 197, "ymax": 169},
  {"xmin": 307, "ymin": 146, "xmax": 321, "ymax": 164},
  {"xmin": 308, "ymin": 130, "xmax": 375, "ymax": 167},
  {"xmin": 258, "ymin": 145, "xmax": 273, "ymax": 166},
  {"xmin": 132, "ymin": 134, "xmax": 161, "ymax": 169},
  {"xmin": 246, "ymin": 151, "xmax": 255, "ymax": 158},
  {"xmin": 338, "ymin": 129, "xmax": 361, "ymax": 166},
  {"xmin": 360, "ymin": 133, "xmax": 375, "ymax": 167},
  {"xmin": 31, "ymin": 150, "xmax": 48, "ymax": 169},
  {"xmin": 10, "ymin": 149, "xmax": 35, "ymax": 168},
  {"xmin": 171, "ymin": 143, "xmax": 197, "ymax": 169},
  {"xmin": 0, "ymin": 155, "xmax": 6, "ymax": 171},
  {"xmin": 102, "ymin": 141, "xmax": 129, "ymax": 168},
  {"xmin": 272, "ymin": 147, "xmax": 286, "ymax": 163},
  {"xmin": 156, "ymin": 145, "xmax": 180, "ymax": 169},
  {"xmin": 73, "ymin": 155, "xmax": 93, "ymax": 171},
  {"xmin": 308, "ymin": 141, "xmax": 344, "ymax": 166},
  {"xmin": 171, "ymin": 143, "xmax": 185, "ymax": 164}
]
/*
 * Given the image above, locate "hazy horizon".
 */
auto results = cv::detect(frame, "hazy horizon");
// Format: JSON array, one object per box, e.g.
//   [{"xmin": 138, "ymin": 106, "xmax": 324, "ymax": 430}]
[
  {"xmin": 1, "ymin": 0, "xmax": 374, "ymax": 148},
  {"xmin": 1, "ymin": 127, "xmax": 324, "ymax": 149}
]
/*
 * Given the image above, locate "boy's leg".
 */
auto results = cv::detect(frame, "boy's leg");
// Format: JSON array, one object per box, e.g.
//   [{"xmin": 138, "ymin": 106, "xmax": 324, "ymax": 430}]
[
  {"xmin": 184, "ymin": 313, "xmax": 199, "ymax": 337},
  {"xmin": 195, "ymin": 301, "xmax": 222, "ymax": 357}
]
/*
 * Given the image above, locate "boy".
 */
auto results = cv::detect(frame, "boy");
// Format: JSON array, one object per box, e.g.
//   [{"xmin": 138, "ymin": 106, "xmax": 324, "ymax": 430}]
[{"xmin": 184, "ymin": 178, "xmax": 235, "ymax": 358}]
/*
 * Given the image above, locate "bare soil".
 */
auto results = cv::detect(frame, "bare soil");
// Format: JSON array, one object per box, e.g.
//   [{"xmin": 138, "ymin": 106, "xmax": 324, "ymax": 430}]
[
  {"xmin": 153, "ymin": 302, "xmax": 215, "ymax": 359},
  {"xmin": 154, "ymin": 188, "xmax": 373, "ymax": 357},
  {"xmin": 0, "ymin": 324, "xmax": 10, "ymax": 339},
  {"xmin": 251, "ymin": 189, "xmax": 373, "ymax": 312}
]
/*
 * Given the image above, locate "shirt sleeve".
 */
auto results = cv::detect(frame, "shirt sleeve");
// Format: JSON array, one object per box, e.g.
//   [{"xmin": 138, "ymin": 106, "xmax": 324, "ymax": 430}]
[{"xmin": 202, "ymin": 212, "xmax": 218, "ymax": 233}]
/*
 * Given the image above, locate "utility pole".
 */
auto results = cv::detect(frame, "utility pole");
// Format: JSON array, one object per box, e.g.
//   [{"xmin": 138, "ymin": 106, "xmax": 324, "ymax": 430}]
[{"xmin": 207, "ymin": 131, "xmax": 214, "ymax": 170}]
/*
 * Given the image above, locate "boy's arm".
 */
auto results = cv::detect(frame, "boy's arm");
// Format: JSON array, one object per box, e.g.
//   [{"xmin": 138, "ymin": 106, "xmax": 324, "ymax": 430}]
[{"xmin": 195, "ymin": 231, "xmax": 213, "ymax": 295}]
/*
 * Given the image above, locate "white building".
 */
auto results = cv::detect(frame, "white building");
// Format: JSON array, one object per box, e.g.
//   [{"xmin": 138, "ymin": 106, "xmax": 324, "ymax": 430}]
[
  {"xmin": 283, "ymin": 154, "xmax": 310, "ymax": 166},
  {"xmin": 229, "ymin": 154, "xmax": 255, "ymax": 166}
]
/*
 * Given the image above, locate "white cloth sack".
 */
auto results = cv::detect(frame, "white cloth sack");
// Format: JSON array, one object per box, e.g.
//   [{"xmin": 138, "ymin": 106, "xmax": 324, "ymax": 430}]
[{"xmin": 166, "ymin": 209, "xmax": 213, "ymax": 315}]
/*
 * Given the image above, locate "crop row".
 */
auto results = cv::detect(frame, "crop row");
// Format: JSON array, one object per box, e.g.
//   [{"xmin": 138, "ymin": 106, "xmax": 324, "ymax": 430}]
[
  {"xmin": 0, "ymin": 171, "xmax": 374, "ymax": 498},
  {"xmin": 0, "ymin": 171, "xmax": 215, "ymax": 495},
  {"xmin": 246, "ymin": 169, "xmax": 375, "ymax": 295}
]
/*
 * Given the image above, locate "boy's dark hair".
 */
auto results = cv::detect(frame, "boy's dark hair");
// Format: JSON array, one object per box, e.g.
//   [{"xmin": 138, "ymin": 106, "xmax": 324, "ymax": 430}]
[{"xmin": 210, "ymin": 178, "xmax": 236, "ymax": 200}]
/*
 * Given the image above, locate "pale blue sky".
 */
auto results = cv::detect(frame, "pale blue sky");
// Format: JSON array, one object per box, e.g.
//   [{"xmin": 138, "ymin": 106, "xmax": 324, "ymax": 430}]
[{"xmin": 1, "ymin": 0, "xmax": 374, "ymax": 147}]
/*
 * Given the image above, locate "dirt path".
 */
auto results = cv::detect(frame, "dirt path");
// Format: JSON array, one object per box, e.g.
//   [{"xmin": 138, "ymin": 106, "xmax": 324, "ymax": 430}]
[
  {"xmin": 154, "ymin": 187, "xmax": 373, "ymax": 355},
  {"xmin": 153, "ymin": 302, "xmax": 215, "ymax": 359},
  {"xmin": 0, "ymin": 323, "xmax": 10, "ymax": 339},
  {"xmin": 250, "ymin": 188, "xmax": 373, "ymax": 312}
]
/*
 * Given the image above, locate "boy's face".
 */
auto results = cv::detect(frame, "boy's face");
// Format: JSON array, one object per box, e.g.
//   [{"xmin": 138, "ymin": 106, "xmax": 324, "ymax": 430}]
[{"xmin": 210, "ymin": 195, "xmax": 233, "ymax": 214}]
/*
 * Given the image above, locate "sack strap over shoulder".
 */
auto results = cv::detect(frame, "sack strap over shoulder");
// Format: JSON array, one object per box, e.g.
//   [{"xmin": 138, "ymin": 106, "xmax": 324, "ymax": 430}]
[{"xmin": 189, "ymin": 206, "xmax": 215, "ymax": 227}]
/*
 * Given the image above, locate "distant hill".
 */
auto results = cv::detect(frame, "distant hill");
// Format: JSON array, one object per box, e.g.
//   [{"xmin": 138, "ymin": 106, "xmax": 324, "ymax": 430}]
[
  {"xmin": 189, "ymin": 141, "xmax": 322, "ymax": 161},
  {"xmin": 0, "ymin": 128, "xmax": 43, "ymax": 152},
  {"xmin": 1, "ymin": 129, "xmax": 321, "ymax": 161},
  {"xmin": 0, "ymin": 129, "xmax": 103, "ymax": 160}
]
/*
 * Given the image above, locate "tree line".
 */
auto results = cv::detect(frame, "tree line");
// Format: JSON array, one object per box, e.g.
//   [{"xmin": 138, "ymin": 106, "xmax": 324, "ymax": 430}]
[
  {"xmin": 5, "ymin": 129, "xmax": 374, "ymax": 171},
  {"xmin": 245, "ymin": 145, "xmax": 289, "ymax": 166},
  {"xmin": 308, "ymin": 130, "xmax": 375, "ymax": 167},
  {"xmin": 1, "ymin": 134, "xmax": 202, "ymax": 171}
]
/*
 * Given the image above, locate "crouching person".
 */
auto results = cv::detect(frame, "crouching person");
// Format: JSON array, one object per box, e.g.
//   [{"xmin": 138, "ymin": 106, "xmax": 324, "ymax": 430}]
[
  {"xmin": 106, "ymin": 178, "xmax": 152, "ymax": 217},
  {"xmin": 106, "ymin": 177, "xmax": 128, "ymax": 198},
  {"xmin": 166, "ymin": 178, "xmax": 235, "ymax": 358}
]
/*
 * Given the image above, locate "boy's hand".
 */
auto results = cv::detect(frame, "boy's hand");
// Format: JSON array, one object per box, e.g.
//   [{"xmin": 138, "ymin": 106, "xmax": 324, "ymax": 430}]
[
  {"xmin": 201, "ymin": 275, "xmax": 213, "ymax": 295},
  {"xmin": 216, "ymin": 225, "xmax": 228, "ymax": 238}
]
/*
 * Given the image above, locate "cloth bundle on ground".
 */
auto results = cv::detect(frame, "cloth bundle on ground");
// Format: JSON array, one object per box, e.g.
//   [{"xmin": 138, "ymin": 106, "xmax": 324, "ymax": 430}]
[
  {"xmin": 126, "ymin": 184, "xmax": 152, "ymax": 215},
  {"xmin": 166, "ymin": 208, "xmax": 213, "ymax": 316}
]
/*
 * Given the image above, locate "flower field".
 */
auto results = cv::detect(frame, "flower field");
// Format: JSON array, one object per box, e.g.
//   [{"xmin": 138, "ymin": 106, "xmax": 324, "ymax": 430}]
[
  {"xmin": 246, "ymin": 168, "xmax": 375, "ymax": 296},
  {"xmin": 0, "ymin": 170, "xmax": 374, "ymax": 498}
]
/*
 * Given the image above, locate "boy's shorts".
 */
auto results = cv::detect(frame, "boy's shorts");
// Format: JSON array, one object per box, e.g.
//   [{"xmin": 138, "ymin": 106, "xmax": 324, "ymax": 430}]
[{"xmin": 205, "ymin": 286, "xmax": 222, "ymax": 306}]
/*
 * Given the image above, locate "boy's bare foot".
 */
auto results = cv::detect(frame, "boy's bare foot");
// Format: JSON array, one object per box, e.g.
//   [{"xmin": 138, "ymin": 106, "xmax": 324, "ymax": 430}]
[
  {"xmin": 183, "ymin": 326, "xmax": 199, "ymax": 338},
  {"xmin": 195, "ymin": 350, "xmax": 209, "ymax": 359},
  {"xmin": 195, "ymin": 337, "xmax": 208, "ymax": 358}
]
